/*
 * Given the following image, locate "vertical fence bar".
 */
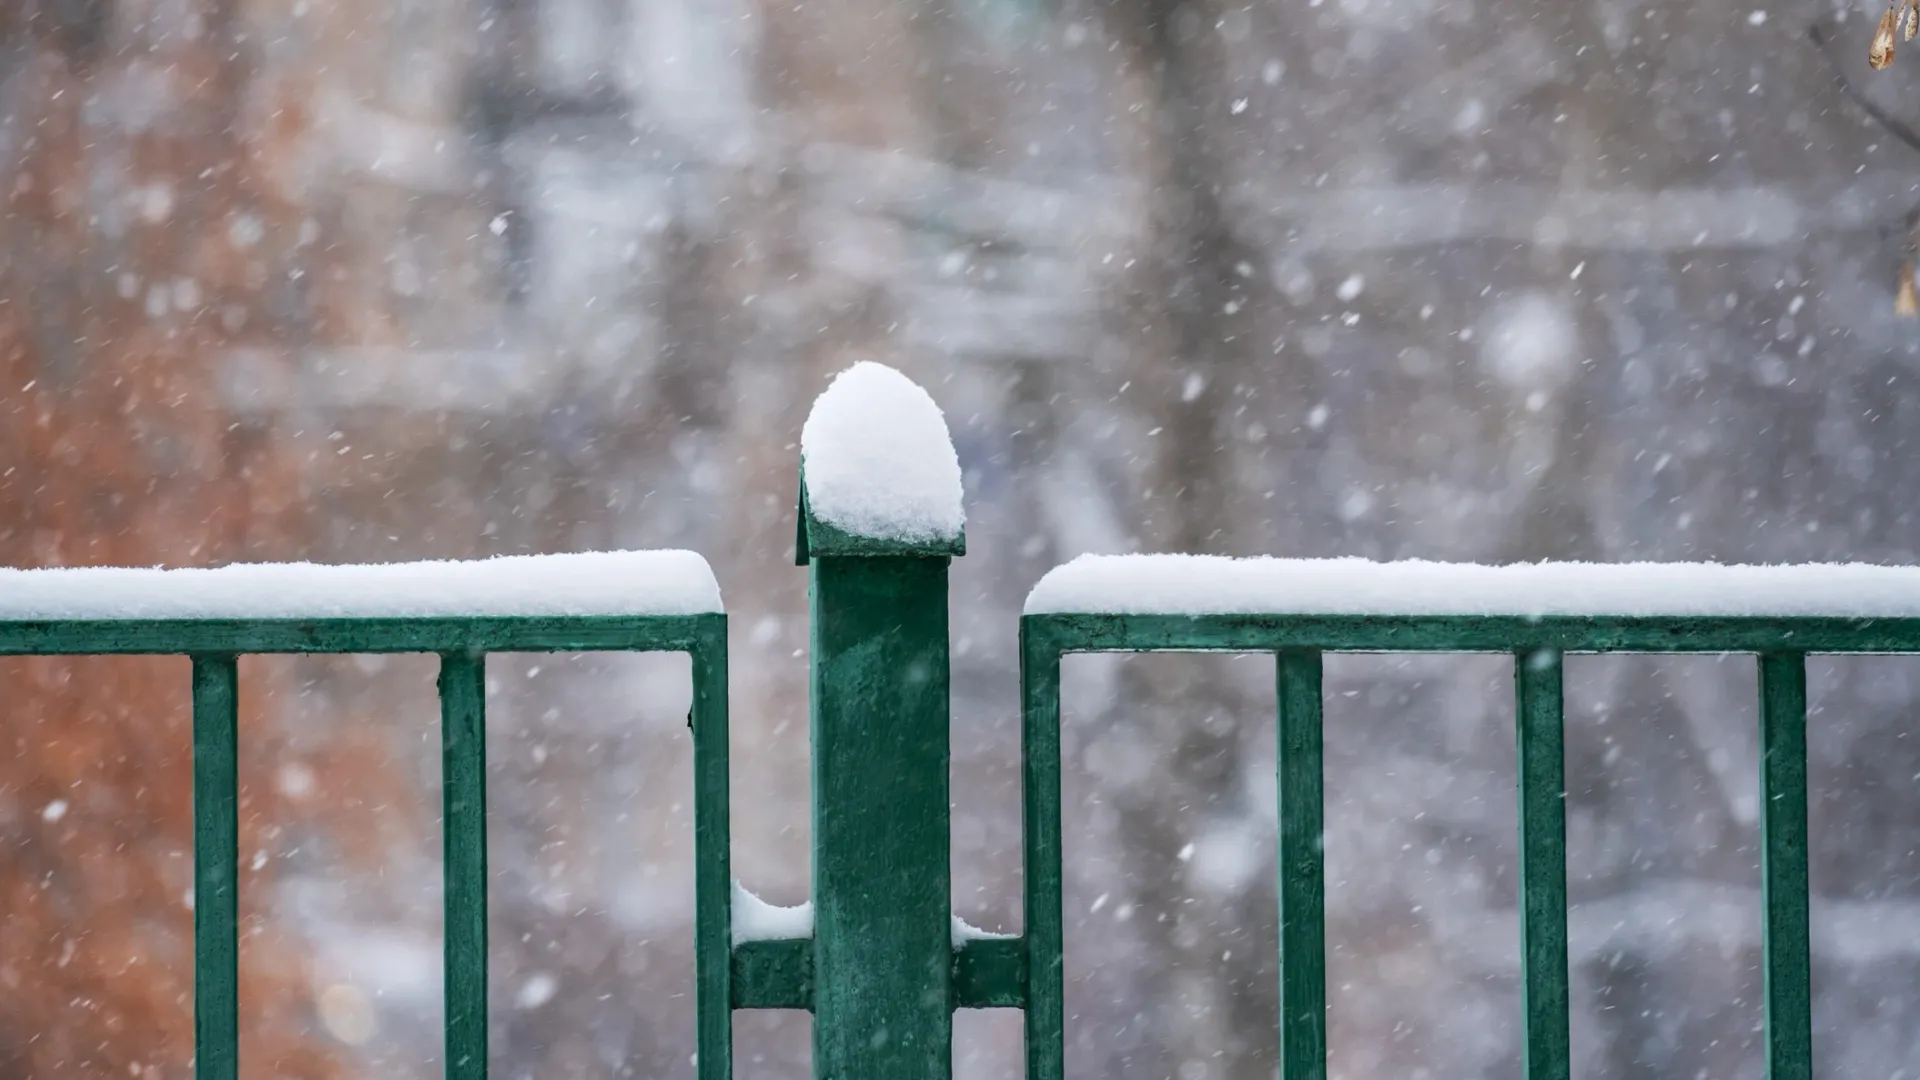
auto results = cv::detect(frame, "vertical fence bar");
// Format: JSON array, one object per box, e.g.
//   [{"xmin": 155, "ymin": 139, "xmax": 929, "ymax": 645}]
[
  {"xmin": 1021, "ymin": 620, "xmax": 1065, "ymax": 1080},
  {"xmin": 1515, "ymin": 649, "xmax": 1570, "ymax": 1080},
  {"xmin": 1760, "ymin": 652, "xmax": 1813, "ymax": 1080},
  {"xmin": 192, "ymin": 655, "xmax": 240, "ymax": 1080},
  {"xmin": 440, "ymin": 651, "xmax": 488, "ymax": 1080},
  {"xmin": 809, "ymin": 555, "xmax": 953, "ymax": 1080},
  {"xmin": 692, "ymin": 628, "xmax": 733, "ymax": 1080},
  {"xmin": 1276, "ymin": 648, "xmax": 1326, "ymax": 1080}
]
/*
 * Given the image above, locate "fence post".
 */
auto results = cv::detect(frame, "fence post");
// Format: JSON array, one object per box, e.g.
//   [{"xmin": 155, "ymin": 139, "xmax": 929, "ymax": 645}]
[{"xmin": 797, "ymin": 365, "xmax": 965, "ymax": 1080}]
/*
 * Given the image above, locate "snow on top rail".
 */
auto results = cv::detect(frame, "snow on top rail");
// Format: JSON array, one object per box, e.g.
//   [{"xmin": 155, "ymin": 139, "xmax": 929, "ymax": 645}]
[
  {"xmin": 799, "ymin": 362, "xmax": 964, "ymax": 545},
  {"xmin": 1024, "ymin": 555, "xmax": 1920, "ymax": 618},
  {"xmin": 0, "ymin": 550, "xmax": 722, "ymax": 621}
]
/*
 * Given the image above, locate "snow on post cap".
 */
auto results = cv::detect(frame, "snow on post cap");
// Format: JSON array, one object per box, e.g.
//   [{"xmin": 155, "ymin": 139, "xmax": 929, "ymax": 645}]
[
  {"xmin": 0, "ymin": 550, "xmax": 722, "ymax": 620},
  {"xmin": 1025, "ymin": 555, "xmax": 1920, "ymax": 618},
  {"xmin": 798, "ymin": 362, "xmax": 965, "ymax": 557}
]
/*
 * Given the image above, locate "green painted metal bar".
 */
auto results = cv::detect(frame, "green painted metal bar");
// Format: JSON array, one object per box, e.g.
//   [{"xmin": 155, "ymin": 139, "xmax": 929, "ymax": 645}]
[
  {"xmin": 1515, "ymin": 649, "xmax": 1570, "ymax": 1080},
  {"xmin": 440, "ymin": 652, "xmax": 489, "ymax": 1080},
  {"xmin": 13, "ymin": 609, "xmax": 1920, "ymax": 657},
  {"xmin": 951, "ymin": 937, "xmax": 1028, "ymax": 1008},
  {"xmin": 809, "ymin": 555, "xmax": 953, "ymax": 1080},
  {"xmin": 0, "ymin": 613, "xmax": 717, "ymax": 656},
  {"xmin": 1028, "ymin": 612, "xmax": 1920, "ymax": 656},
  {"xmin": 731, "ymin": 939, "xmax": 814, "ymax": 1009},
  {"xmin": 1760, "ymin": 652, "xmax": 1813, "ymax": 1080},
  {"xmin": 692, "ymin": 633, "xmax": 733, "ymax": 1080},
  {"xmin": 729, "ymin": 936, "xmax": 1026, "ymax": 1011},
  {"xmin": 191, "ymin": 655, "xmax": 240, "ymax": 1080},
  {"xmin": 1020, "ymin": 618, "xmax": 1066, "ymax": 1080},
  {"xmin": 1276, "ymin": 649, "xmax": 1326, "ymax": 1080}
]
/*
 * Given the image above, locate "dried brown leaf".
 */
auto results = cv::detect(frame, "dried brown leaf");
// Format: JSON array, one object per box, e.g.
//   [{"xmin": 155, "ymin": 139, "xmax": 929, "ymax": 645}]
[
  {"xmin": 1874, "ymin": 4, "xmax": 1900, "ymax": 69},
  {"xmin": 1897, "ymin": 261, "xmax": 1918, "ymax": 316}
]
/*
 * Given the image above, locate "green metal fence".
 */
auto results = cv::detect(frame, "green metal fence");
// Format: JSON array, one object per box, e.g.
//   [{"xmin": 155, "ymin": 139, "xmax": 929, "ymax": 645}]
[
  {"xmin": 0, "ymin": 612, "xmax": 730, "ymax": 1080},
  {"xmin": 7, "ymin": 365, "xmax": 1899, "ymax": 1080},
  {"xmin": 1015, "ymin": 611, "xmax": 1894, "ymax": 1080}
]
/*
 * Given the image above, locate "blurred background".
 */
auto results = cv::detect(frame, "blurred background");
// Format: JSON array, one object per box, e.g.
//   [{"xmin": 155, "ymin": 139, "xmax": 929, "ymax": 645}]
[{"xmin": 6, "ymin": 0, "xmax": 1920, "ymax": 1076}]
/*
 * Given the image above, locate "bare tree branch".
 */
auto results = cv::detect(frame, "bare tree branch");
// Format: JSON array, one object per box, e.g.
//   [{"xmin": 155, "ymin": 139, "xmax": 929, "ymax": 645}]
[{"xmin": 1810, "ymin": 22, "xmax": 1920, "ymax": 157}]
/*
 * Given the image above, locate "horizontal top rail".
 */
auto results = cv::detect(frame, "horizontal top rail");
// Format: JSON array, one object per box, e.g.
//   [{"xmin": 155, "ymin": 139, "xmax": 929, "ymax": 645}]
[
  {"xmin": 1021, "ymin": 611, "xmax": 1920, "ymax": 655},
  {"xmin": 0, "ymin": 550, "xmax": 723, "ymax": 622},
  {"xmin": 1026, "ymin": 554, "xmax": 1920, "ymax": 619},
  {"xmin": 0, "ymin": 613, "xmax": 724, "ymax": 656}
]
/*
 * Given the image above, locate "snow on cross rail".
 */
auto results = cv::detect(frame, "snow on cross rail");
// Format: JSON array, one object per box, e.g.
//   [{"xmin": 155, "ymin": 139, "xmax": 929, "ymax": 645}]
[
  {"xmin": 1024, "ymin": 554, "xmax": 1920, "ymax": 618},
  {"xmin": 0, "ymin": 550, "xmax": 722, "ymax": 620}
]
